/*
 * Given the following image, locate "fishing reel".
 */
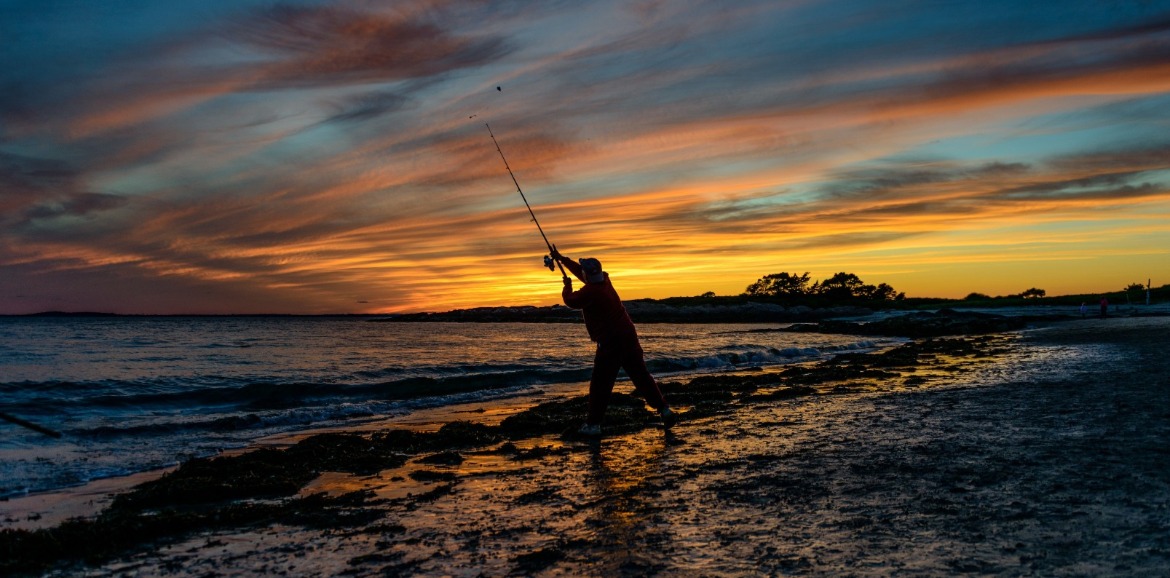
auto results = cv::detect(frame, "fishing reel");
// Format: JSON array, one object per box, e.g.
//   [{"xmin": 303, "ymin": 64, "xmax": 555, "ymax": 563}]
[{"xmin": 543, "ymin": 255, "xmax": 556, "ymax": 271}]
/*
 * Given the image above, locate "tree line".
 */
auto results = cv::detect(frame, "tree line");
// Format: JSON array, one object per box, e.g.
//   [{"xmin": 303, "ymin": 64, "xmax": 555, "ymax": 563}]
[
  {"xmin": 963, "ymin": 288, "xmax": 1046, "ymax": 300},
  {"xmin": 739, "ymin": 272, "xmax": 1157, "ymax": 305},
  {"xmin": 966, "ymin": 282, "xmax": 1151, "ymax": 302},
  {"xmin": 743, "ymin": 272, "xmax": 904, "ymax": 301}
]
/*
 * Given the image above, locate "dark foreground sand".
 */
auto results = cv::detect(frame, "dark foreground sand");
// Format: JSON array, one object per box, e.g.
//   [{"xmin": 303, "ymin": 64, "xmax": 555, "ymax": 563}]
[{"xmin": 4, "ymin": 316, "xmax": 1170, "ymax": 577}]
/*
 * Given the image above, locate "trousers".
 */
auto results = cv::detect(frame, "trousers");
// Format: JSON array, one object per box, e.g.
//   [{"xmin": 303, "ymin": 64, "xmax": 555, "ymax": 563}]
[{"xmin": 587, "ymin": 337, "xmax": 667, "ymax": 425}]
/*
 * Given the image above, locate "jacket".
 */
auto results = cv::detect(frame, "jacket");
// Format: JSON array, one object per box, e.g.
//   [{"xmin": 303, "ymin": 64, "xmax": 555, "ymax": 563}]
[{"xmin": 560, "ymin": 259, "xmax": 638, "ymax": 343}]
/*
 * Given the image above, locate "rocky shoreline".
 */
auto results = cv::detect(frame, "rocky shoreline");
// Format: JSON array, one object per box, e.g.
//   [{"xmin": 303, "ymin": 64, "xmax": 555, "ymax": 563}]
[
  {"xmin": 6, "ymin": 315, "xmax": 1170, "ymax": 576},
  {"xmin": 0, "ymin": 322, "xmax": 1024, "ymax": 575},
  {"xmin": 0, "ymin": 331, "xmax": 1020, "ymax": 576}
]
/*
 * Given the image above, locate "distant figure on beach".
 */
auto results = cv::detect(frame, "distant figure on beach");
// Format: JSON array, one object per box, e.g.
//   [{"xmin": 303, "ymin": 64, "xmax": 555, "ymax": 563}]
[
  {"xmin": 551, "ymin": 249, "xmax": 676, "ymax": 436},
  {"xmin": 1100, "ymin": 296, "xmax": 1109, "ymax": 318},
  {"xmin": 1080, "ymin": 302, "xmax": 1087, "ymax": 318}
]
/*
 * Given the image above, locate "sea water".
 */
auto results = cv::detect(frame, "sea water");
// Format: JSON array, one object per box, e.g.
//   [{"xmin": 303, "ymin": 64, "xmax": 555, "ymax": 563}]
[{"xmin": 0, "ymin": 316, "xmax": 889, "ymax": 498}]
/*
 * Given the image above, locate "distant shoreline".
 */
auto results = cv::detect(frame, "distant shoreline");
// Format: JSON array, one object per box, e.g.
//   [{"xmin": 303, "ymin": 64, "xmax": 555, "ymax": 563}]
[
  {"xmin": 7, "ymin": 298, "xmax": 1166, "ymax": 326},
  {"xmin": 6, "ymin": 289, "xmax": 1160, "ymax": 320}
]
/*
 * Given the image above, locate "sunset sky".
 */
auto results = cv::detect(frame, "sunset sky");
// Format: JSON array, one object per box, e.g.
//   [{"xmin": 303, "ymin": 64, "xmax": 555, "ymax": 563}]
[{"xmin": 3, "ymin": 0, "xmax": 1169, "ymax": 314}]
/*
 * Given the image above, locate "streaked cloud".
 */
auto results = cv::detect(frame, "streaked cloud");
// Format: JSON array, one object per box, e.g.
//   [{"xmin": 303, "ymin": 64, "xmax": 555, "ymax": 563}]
[{"xmin": 2, "ymin": 0, "xmax": 1169, "ymax": 313}]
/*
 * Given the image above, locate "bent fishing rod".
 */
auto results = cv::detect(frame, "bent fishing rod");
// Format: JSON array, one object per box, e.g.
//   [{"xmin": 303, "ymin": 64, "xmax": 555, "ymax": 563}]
[{"xmin": 485, "ymin": 123, "xmax": 569, "ymax": 280}]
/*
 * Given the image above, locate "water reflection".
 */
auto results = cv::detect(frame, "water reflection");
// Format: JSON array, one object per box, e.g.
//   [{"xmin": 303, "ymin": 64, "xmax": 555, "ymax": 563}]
[{"xmin": 581, "ymin": 433, "xmax": 678, "ymax": 574}]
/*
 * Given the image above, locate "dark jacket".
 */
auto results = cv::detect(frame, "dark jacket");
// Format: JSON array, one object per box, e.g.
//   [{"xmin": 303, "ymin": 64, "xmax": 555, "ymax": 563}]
[{"xmin": 561, "ymin": 259, "xmax": 638, "ymax": 343}]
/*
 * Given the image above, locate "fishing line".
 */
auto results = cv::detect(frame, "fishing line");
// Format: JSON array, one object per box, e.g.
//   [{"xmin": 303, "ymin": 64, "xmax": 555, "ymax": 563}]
[
  {"xmin": 485, "ymin": 123, "xmax": 569, "ymax": 279},
  {"xmin": 0, "ymin": 411, "xmax": 62, "ymax": 438}
]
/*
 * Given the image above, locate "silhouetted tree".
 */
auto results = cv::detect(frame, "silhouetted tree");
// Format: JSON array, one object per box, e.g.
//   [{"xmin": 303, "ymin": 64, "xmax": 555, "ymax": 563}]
[
  {"xmin": 1020, "ymin": 287, "xmax": 1046, "ymax": 299},
  {"xmin": 867, "ymin": 282, "xmax": 905, "ymax": 301},
  {"xmin": 745, "ymin": 271, "xmax": 902, "ymax": 301},
  {"xmin": 814, "ymin": 272, "xmax": 866, "ymax": 300},
  {"xmin": 1125, "ymin": 283, "xmax": 1146, "ymax": 292},
  {"xmin": 744, "ymin": 272, "xmax": 812, "ymax": 297},
  {"xmin": 964, "ymin": 292, "xmax": 991, "ymax": 301}
]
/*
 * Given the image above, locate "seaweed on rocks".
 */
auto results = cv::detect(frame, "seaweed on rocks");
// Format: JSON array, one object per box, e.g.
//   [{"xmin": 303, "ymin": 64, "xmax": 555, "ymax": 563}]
[
  {"xmin": 286, "ymin": 491, "xmax": 386, "ymax": 529},
  {"xmin": 406, "ymin": 483, "xmax": 455, "ymax": 504},
  {"xmin": 0, "ymin": 491, "xmax": 386, "ymax": 576},
  {"xmin": 113, "ymin": 448, "xmax": 315, "ymax": 510},
  {"xmin": 369, "ymin": 421, "xmax": 501, "ymax": 453},
  {"xmin": 417, "ymin": 451, "xmax": 465, "ymax": 466},
  {"xmin": 744, "ymin": 385, "xmax": 818, "ymax": 403},
  {"xmin": 484, "ymin": 442, "xmax": 571, "ymax": 461},
  {"xmin": 371, "ymin": 428, "xmax": 430, "ymax": 453},
  {"xmin": 287, "ymin": 432, "xmax": 410, "ymax": 476},
  {"xmin": 663, "ymin": 372, "xmax": 767, "ymax": 401},
  {"xmin": 498, "ymin": 396, "xmax": 591, "ymax": 437},
  {"xmin": 115, "ymin": 433, "xmax": 412, "ymax": 511},
  {"xmin": 780, "ymin": 362, "xmax": 900, "ymax": 386},
  {"xmin": 408, "ymin": 470, "xmax": 458, "ymax": 482},
  {"xmin": 498, "ymin": 393, "xmax": 656, "ymax": 438},
  {"xmin": 513, "ymin": 547, "xmax": 566, "ymax": 575},
  {"xmin": 430, "ymin": 420, "xmax": 502, "ymax": 448}
]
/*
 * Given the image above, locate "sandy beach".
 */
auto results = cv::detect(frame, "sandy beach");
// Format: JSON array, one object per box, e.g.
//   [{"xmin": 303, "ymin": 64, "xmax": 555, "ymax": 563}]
[{"xmin": 4, "ymin": 315, "xmax": 1170, "ymax": 577}]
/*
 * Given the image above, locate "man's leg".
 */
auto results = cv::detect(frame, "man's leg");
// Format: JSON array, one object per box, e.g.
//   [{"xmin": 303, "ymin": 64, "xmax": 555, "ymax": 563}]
[
  {"xmin": 587, "ymin": 343, "xmax": 622, "ymax": 425},
  {"xmin": 620, "ymin": 342, "xmax": 668, "ymax": 412}
]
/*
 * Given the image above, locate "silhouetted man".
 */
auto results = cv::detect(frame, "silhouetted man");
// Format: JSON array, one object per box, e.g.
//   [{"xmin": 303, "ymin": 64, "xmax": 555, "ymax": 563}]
[{"xmin": 551, "ymin": 249, "xmax": 675, "ymax": 436}]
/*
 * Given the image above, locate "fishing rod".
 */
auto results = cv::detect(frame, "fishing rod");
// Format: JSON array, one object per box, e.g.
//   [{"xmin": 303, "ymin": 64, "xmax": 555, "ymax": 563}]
[
  {"xmin": 485, "ymin": 123, "xmax": 569, "ymax": 279},
  {"xmin": 0, "ymin": 411, "xmax": 62, "ymax": 438}
]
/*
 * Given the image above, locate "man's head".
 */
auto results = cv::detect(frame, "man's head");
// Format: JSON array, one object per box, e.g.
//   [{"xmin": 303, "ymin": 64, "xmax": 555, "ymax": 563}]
[{"xmin": 579, "ymin": 258, "xmax": 605, "ymax": 283}]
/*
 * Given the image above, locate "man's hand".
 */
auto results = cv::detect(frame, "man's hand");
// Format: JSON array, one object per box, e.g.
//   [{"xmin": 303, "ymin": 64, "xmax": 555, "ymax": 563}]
[
  {"xmin": 550, "ymin": 246, "xmax": 564, "ymax": 262},
  {"xmin": 563, "ymin": 276, "xmax": 573, "ymax": 290}
]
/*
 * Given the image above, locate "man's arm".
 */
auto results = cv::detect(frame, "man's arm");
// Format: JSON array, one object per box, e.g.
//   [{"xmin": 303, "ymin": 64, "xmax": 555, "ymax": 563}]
[
  {"xmin": 551, "ymin": 248, "xmax": 586, "ymax": 282},
  {"xmin": 562, "ymin": 278, "xmax": 593, "ymax": 309}
]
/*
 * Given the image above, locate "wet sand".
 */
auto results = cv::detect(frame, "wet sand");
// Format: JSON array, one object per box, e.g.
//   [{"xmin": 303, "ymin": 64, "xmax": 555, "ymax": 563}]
[{"xmin": 5, "ymin": 316, "xmax": 1170, "ymax": 576}]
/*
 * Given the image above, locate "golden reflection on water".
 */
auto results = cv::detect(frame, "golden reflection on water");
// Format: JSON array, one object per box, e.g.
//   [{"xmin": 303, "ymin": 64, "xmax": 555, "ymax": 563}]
[{"xmin": 567, "ymin": 432, "xmax": 680, "ymax": 573}]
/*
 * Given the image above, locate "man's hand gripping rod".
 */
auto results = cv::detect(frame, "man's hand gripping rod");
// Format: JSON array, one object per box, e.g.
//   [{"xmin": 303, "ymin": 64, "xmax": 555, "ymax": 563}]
[{"xmin": 485, "ymin": 123, "xmax": 569, "ymax": 280}]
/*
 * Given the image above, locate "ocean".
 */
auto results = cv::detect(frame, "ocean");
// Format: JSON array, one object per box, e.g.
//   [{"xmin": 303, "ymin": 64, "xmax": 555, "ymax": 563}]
[{"xmin": 0, "ymin": 316, "xmax": 890, "ymax": 499}]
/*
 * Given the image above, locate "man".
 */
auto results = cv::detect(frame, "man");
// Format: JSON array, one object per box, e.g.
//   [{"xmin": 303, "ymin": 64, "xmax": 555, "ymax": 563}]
[{"xmin": 551, "ymin": 249, "xmax": 676, "ymax": 436}]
